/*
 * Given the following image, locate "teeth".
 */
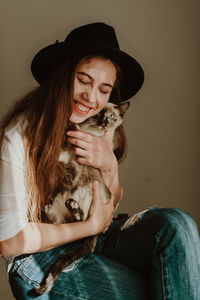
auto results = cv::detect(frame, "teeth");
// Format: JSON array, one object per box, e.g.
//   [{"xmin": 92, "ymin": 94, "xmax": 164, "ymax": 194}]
[{"xmin": 76, "ymin": 103, "xmax": 90, "ymax": 112}]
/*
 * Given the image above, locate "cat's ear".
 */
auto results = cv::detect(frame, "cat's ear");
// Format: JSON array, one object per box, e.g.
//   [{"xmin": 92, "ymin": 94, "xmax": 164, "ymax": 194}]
[{"xmin": 119, "ymin": 101, "xmax": 130, "ymax": 114}]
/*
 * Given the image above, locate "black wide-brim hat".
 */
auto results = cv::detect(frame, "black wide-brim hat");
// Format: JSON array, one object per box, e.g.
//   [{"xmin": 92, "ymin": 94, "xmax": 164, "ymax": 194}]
[{"xmin": 31, "ymin": 22, "xmax": 144, "ymax": 102}]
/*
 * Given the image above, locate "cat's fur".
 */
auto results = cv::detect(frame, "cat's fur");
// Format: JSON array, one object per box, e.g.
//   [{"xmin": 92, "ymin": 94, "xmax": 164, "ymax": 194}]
[{"xmin": 34, "ymin": 101, "xmax": 129, "ymax": 294}]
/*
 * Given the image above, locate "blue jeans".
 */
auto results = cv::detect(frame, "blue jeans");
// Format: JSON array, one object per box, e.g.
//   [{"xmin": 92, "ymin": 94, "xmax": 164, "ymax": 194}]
[{"xmin": 9, "ymin": 208, "xmax": 200, "ymax": 299}]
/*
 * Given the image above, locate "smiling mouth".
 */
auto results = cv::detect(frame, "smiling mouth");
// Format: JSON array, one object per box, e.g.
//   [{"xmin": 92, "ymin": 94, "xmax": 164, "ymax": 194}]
[{"xmin": 73, "ymin": 101, "xmax": 93, "ymax": 115}]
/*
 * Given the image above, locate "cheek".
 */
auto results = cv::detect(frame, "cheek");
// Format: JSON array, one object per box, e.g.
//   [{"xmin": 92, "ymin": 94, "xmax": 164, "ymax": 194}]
[
  {"xmin": 98, "ymin": 97, "xmax": 109, "ymax": 110},
  {"xmin": 73, "ymin": 81, "xmax": 83, "ymax": 96}
]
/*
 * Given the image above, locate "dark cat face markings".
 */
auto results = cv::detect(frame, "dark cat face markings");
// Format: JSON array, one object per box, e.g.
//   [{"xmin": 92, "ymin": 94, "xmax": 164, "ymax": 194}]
[{"xmin": 91, "ymin": 102, "xmax": 130, "ymax": 130}]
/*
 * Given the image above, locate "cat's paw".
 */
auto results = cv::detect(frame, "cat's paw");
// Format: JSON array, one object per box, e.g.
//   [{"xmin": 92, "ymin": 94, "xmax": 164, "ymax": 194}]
[
  {"xmin": 66, "ymin": 198, "xmax": 79, "ymax": 210},
  {"xmin": 65, "ymin": 199, "xmax": 82, "ymax": 221}
]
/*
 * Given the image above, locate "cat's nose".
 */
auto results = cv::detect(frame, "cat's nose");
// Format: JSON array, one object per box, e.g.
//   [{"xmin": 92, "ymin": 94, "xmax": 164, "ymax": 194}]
[{"xmin": 102, "ymin": 118, "xmax": 109, "ymax": 127}]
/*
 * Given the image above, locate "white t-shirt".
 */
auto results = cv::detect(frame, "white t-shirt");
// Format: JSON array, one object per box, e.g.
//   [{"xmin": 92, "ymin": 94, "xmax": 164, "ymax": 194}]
[{"xmin": 0, "ymin": 120, "xmax": 29, "ymax": 263}]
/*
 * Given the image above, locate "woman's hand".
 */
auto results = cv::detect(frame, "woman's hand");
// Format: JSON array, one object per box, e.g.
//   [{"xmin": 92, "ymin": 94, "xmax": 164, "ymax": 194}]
[
  {"xmin": 87, "ymin": 181, "xmax": 115, "ymax": 235},
  {"xmin": 66, "ymin": 129, "xmax": 117, "ymax": 172},
  {"xmin": 66, "ymin": 129, "xmax": 123, "ymax": 209}
]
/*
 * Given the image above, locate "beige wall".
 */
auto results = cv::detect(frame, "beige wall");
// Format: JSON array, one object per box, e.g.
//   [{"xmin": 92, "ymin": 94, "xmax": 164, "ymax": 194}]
[{"xmin": 1, "ymin": 0, "xmax": 199, "ymax": 299}]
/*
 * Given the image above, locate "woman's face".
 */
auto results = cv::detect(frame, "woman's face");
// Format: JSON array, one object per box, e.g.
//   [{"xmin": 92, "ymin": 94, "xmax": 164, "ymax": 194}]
[{"xmin": 70, "ymin": 56, "xmax": 117, "ymax": 124}]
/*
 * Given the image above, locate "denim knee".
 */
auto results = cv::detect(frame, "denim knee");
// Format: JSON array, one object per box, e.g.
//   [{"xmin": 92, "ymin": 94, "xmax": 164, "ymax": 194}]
[
  {"xmin": 158, "ymin": 208, "xmax": 197, "ymax": 232},
  {"xmin": 148, "ymin": 208, "xmax": 200, "ymax": 300},
  {"xmin": 147, "ymin": 207, "xmax": 199, "ymax": 250}
]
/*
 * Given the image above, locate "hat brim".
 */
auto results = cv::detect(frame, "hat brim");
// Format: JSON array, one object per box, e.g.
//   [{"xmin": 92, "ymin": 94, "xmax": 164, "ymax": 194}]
[{"xmin": 31, "ymin": 40, "xmax": 144, "ymax": 101}]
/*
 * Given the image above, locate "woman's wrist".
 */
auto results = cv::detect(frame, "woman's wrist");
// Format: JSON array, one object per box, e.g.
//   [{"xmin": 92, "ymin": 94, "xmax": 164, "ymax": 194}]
[
  {"xmin": 100, "ymin": 160, "xmax": 122, "ymax": 208},
  {"xmin": 100, "ymin": 152, "xmax": 118, "ymax": 173},
  {"xmin": 84, "ymin": 218, "xmax": 99, "ymax": 236}
]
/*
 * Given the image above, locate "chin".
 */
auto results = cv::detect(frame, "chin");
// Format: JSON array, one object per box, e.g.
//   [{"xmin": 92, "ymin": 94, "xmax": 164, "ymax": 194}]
[{"xmin": 69, "ymin": 114, "xmax": 89, "ymax": 124}]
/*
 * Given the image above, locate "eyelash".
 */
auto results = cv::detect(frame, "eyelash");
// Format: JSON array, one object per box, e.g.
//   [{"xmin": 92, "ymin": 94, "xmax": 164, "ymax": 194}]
[
  {"xmin": 77, "ymin": 77, "xmax": 109, "ymax": 95},
  {"xmin": 77, "ymin": 77, "xmax": 88, "ymax": 85}
]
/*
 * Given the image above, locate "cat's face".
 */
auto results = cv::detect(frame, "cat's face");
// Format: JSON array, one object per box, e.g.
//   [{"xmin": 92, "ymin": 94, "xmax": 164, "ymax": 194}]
[
  {"xmin": 77, "ymin": 101, "xmax": 130, "ymax": 134},
  {"xmin": 97, "ymin": 102, "xmax": 130, "ymax": 129}
]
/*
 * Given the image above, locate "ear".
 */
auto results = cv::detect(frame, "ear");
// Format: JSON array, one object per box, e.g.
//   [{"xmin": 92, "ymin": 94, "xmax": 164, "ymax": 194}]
[{"xmin": 119, "ymin": 101, "xmax": 130, "ymax": 114}]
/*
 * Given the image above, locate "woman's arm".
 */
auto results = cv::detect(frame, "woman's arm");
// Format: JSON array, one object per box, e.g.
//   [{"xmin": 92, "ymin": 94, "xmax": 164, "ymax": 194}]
[
  {"xmin": 0, "ymin": 221, "xmax": 93, "ymax": 257},
  {"xmin": 100, "ymin": 160, "xmax": 123, "ymax": 209},
  {"xmin": 67, "ymin": 130, "xmax": 123, "ymax": 209},
  {"xmin": 0, "ymin": 181, "xmax": 114, "ymax": 257}
]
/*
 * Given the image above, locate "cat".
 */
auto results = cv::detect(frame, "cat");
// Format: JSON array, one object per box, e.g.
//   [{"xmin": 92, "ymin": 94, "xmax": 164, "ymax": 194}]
[{"xmin": 34, "ymin": 101, "xmax": 130, "ymax": 294}]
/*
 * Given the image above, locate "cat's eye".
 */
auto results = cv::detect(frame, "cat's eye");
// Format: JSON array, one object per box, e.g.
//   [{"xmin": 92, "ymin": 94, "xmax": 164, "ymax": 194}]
[{"xmin": 109, "ymin": 114, "xmax": 115, "ymax": 119}]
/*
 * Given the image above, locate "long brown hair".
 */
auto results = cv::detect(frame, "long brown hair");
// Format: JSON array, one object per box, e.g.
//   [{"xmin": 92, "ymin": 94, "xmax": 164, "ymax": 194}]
[{"xmin": 0, "ymin": 54, "xmax": 127, "ymax": 222}]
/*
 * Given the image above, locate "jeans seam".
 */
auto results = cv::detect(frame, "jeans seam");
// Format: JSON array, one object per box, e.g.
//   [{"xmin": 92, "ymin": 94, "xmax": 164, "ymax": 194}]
[
  {"xmin": 17, "ymin": 255, "xmax": 34, "ymax": 273},
  {"xmin": 120, "ymin": 233, "xmax": 168, "ymax": 300},
  {"xmin": 51, "ymin": 288, "xmax": 88, "ymax": 300},
  {"xmin": 12, "ymin": 269, "xmax": 87, "ymax": 300},
  {"xmin": 17, "ymin": 268, "xmax": 41, "ymax": 285},
  {"xmin": 13, "ymin": 257, "xmax": 90, "ymax": 299},
  {"xmin": 153, "ymin": 235, "xmax": 170, "ymax": 300},
  {"xmin": 160, "ymin": 252, "xmax": 169, "ymax": 300}
]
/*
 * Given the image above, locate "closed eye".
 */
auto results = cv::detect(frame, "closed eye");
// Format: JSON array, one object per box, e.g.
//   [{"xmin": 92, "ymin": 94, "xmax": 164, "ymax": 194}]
[
  {"xmin": 77, "ymin": 75, "xmax": 111, "ymax": 95},
  {"xmin": 99, "ymin": 89, "xmax": 110, "ymax": 95},
  {"xmin": 77, "ymin": 77, "xmax": 89, "ymax": 85}
]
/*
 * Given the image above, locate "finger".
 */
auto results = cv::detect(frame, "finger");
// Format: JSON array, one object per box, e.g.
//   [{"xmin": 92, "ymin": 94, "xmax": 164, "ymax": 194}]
[
  {"xmin": 76, "ymin": 156, "xmax": 92, "ymax": 166},
  {"xmin": 107, "ymin": 203, "xmax": 115, "ymax": 215},
  {"xmin": 73, "ymin": 147, "xmax": 88, "ymax": 157},
  {"xmin": 68, "ymin": 137, "xmax": 90, "ymax": 150},
  {"xmin": 103, "ymin": 223, "xmax": 111, "ymax": 233},
  {"xmin": 67, "ymin": 131, "xmax": 93, "ymax": 143},
  {"xmin": 92, "ymin": 181, "xmax": 101, "ymax": 201},
  {"xmin": 106, "ymin": 194, "xmax": 115, "ymax": 207}
]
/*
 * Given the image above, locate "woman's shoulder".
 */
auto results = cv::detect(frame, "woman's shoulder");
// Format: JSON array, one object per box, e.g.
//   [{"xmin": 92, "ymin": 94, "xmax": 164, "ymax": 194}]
[
  {"xmin": 5, "ymin": 117, "xmax": 27, "ymax": 141},
  {"xmin": 1, "ymin": 118, "xmax": 27, "ymax": 163}
]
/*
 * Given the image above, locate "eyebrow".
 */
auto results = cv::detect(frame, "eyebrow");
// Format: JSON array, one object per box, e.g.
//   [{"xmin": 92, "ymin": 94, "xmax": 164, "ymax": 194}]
[{"xmin": 77, "ymin": 71, "xmax": 113, "ymax": 89}]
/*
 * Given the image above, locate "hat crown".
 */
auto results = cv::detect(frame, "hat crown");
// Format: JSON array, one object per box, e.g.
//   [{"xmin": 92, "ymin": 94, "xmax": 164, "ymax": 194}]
[{"xmin": 65, "ymin": 22, "xmax": 120, "ymax": 50}]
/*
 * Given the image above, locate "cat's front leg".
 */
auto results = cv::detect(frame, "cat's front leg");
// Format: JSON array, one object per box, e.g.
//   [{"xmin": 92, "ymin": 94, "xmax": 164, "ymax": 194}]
[
  {"xmin": 69, "ymin": 185, "xmax": 93, "ymax": 221},
  {"xmin": 65, "ymin": 198, "xmax": 83, "ymax": 221},
  {"xmin": 45, "ymin": 192, "xmax": 73, "ymax": 223}
]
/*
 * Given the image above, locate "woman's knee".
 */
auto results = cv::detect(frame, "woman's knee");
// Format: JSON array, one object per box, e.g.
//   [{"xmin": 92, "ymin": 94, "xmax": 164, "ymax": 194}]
[
  {"xmin": 147, "ymin": 207, "xmax": 199, "ymax": 244},
  {"xmin": 158, "ymin": 208, "xmax": 196, "ymax": 230}
]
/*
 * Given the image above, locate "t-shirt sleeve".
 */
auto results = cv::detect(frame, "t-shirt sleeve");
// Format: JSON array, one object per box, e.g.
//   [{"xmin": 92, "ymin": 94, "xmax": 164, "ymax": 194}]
[{"xmin": 0, "ymin": 129, "xmax": 28, "ymax": 241}]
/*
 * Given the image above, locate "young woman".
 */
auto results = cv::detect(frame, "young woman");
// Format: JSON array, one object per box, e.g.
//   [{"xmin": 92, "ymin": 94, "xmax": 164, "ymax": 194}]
[{"xmin": 0, "ymin": 22, "xmax": 200, "ymax": 300}]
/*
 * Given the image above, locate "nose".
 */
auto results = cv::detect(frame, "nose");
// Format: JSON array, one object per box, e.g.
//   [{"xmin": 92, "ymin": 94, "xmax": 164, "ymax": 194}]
[{"xmin": 82, "ymin": 87, "xmax": 97, "ymax": 105}]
